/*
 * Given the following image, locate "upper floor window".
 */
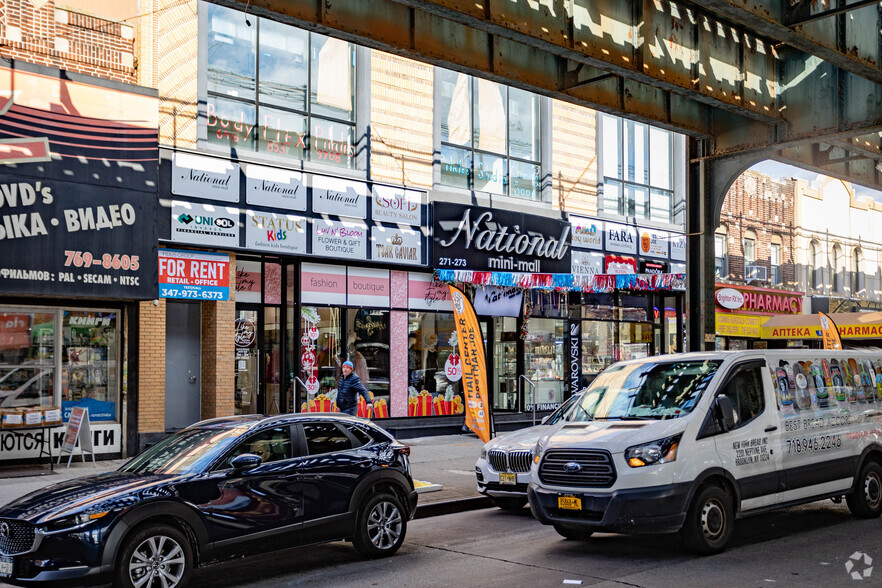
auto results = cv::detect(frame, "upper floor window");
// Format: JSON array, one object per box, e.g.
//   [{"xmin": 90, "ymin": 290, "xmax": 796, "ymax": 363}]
[
  {"xmin": 769, "ymin": 237, "xmax": 782, "ymax": 285},
  {"xmin": 437, "ymin": 69, "xmax": 541, "ymax": 200},
  {"xmin": 810, "ymin": 240, "xmax": 822, "ymax": 290},
  {"xmin": 833, "ymin": 244, "xmax": 844, "ymax": 292},
  {"xmin": 600, "ymin": 114, "xmax": 674, "ymax": 223},
  {"xmin": 204, "ymin": 4, "xmax": 357, "ymax": 168},
  {"xmin": 853, "ymin": 247, "xmax": 864, "ymax": 296},
  {"xmin": 714, "ymin": 229, "xmax": 728, "ymax": 278},
  {"xmin": 742, "ymin": 231, "xmax": 756, "ymax": 267}
]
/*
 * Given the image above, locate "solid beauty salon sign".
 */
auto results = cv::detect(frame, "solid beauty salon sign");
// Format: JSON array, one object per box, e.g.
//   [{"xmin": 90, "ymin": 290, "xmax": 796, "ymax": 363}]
[{"xmin": 432, "ymin": 202, "xmax": 571, "ymax": 274}]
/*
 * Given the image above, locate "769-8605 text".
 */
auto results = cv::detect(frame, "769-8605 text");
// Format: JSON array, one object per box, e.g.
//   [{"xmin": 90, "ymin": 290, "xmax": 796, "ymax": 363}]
[{"xmin": 64, "ymin": 250, "xmax": 139, "ymax": 271}]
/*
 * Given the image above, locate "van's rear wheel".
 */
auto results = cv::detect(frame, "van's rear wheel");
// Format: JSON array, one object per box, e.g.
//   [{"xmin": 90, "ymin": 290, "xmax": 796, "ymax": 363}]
[
  {"xmin": 847, "ymin": 461, "xmax": 882, "ymax": 518},
  {"xmin": 680, "ymin": 485, "xmax": 733, "ymax": 555}
]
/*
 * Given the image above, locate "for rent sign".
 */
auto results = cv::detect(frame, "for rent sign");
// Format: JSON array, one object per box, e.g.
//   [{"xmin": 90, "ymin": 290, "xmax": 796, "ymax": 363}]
[{"xmin": 159, "ymin": 249, "xmax": 230, "ymax": 301}]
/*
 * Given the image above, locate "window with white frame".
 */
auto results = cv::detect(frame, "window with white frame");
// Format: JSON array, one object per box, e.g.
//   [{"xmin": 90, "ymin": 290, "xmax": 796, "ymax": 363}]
[
  {"xmin": 714, "ymin": 229, "xmax": 728, "ymax": 278},
  {"xmin": 770, "ymin": 237, "xmax": 782, "ymax": 285},
  {"xmin": 204, "ymin": 3, "xmax": 358, "ymax": 167},
  {"xmin": 436, "ymin": 68, "xmax": 541, "ymax": 200},
  {"xmin": 743, "ymin": 230, "xmax": 756, "ymax": 268},
  {"xmin": 599, "ymin": 113, "xmax": 675, "ymax": 223},
  {"xmin": 810, "ymin": 240, "xmax": 823, "ymax": 290},
  {"xmin": 833, "ymin": 244, "xmax": 844, "ymax": 292},
  {"xmin": 853, "ymin": 247, "xmax": 864, "ymax": 295}
]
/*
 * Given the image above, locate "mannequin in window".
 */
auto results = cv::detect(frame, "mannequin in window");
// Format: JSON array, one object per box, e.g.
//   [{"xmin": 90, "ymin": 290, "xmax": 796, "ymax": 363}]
[
  {"xmin": 347, "ymin": 330, "xmax": 369, "ymax": 383},
  {"xmin": 423, "ymin": 333, "xmax": 439, "ymax": 394}
]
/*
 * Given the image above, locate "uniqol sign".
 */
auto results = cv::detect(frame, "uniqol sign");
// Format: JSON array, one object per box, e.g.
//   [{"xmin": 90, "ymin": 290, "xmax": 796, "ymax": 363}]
[
  {"xmin": 171, "ymin": 201, "xmax": 240, "ymax": 248},
  {"xmin": 432, "ymin": 202, "xmax": 571, "ymax": 273},
  {"xmin": 0, "ymin": 175, "xmax": 158, "ymax": 298}
]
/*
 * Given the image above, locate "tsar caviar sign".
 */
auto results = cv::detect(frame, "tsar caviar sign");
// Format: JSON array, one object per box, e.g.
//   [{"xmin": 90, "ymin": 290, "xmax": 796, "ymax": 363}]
[{"xmin": 432, "ymin": 202, "xmax": 571, "ymax": 273}]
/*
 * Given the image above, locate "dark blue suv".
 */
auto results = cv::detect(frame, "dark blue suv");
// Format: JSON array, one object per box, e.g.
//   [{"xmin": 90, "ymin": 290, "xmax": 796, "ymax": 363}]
[{"xmin": 0, "ymin": 413, "xmax": 417, "ymax": 587}]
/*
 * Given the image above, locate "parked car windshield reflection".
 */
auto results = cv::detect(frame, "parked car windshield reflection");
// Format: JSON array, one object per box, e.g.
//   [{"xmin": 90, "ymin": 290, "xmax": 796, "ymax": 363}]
[
  {"xmin": 120, "ymin": 426, "xmax": 249, "ymax": 474},
  {"xmin": 567, "ymin": 360, "xmax": 721, "ymax": 421}
]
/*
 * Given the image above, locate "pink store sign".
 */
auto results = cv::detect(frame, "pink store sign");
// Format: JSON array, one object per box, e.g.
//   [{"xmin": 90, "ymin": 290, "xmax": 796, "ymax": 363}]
[
  {"xmin": 301, "ymin": 263, "xmax": 346, "ymax": 305},
  {"xmin": 347, "ymin": 267, "xmax": 390, "ymax": 307},
  {"xmin": 408, "ymin": 273, "xmax": 452, "ymax": 311}
]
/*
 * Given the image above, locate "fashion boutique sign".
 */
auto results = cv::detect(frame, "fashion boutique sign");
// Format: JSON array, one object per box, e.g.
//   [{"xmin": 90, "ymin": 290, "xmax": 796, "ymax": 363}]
[{"xmin": 432, "ymin": 202, "xmax": 571, "ymax": 274}]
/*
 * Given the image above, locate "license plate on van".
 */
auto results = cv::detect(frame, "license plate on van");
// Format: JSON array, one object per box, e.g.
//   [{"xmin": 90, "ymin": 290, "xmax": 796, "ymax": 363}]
[
  {"xmin": 499, "ymin": 473, "xmax": 516, "ymax": 485},
  {"xmin": 0, "ymin": 556, "xmax": 13, "ymax": 578},
  {"xmin": 558, "ymin": 495, "xmax": 581, "ymax": 510}
]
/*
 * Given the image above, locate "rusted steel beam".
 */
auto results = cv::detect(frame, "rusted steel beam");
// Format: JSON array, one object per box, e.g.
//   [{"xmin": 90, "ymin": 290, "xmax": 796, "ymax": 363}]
[
  {"xmin": 385, "ymin": 0, "xmax": 780, "ymax": 122},
  {"xmin": 786, "ymin": 0, "xmax": 880, "ymax": 27},
  {"xmin": 697, "ymin": 0, "xmax": 882, "ymax": 87}
]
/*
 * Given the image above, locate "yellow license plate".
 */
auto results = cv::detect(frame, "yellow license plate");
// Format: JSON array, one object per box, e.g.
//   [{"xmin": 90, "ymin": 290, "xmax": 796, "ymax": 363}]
[
  {"xmin": 499, "ymin": 472, "xmax": 516, "ymax": 485},
  {"xmin": 558, "ymin": 495, "xmax": 581, "ymax": 510}
]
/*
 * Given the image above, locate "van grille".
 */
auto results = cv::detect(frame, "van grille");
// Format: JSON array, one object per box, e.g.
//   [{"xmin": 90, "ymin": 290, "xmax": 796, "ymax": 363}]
[
  {"xmin": 538, "ymin": 449, "xmax": 616, "ymax": 488},
  {"xmin": 488, "ymin": 449, "xmax": 533, "ymax": 473}
]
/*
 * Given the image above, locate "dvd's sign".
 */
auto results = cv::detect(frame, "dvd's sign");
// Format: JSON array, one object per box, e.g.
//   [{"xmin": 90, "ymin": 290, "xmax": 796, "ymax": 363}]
[{"xmin": 432, "ymin": 202, "xmax": 571, "ymax": 273}]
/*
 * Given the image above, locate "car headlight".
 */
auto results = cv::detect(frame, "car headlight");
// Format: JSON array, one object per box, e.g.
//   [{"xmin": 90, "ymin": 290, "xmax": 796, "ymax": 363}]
[
  {"xmin": 480, "ymin": 446, "xmax": 487, "ymax": 460},
  {"xmin": 624, "ymin": 434, "xmax": 682, "ymax": 468},
  {"xmin": 39, "ymin": 511, "xmax": 111, "ymax": 534}
]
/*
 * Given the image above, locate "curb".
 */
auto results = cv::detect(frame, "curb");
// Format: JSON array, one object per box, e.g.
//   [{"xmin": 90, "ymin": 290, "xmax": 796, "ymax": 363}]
[{"xmin": 413, "ymin": 496, "xmax": 494, "ymax": 519}]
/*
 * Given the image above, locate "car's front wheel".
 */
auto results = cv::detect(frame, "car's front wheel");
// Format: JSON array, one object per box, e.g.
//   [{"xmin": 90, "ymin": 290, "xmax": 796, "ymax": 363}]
[
  {"xmin": 353, "ymin": 491, "xmax": 407, "ymax": 558},
  {"xmin": 115, "ymin": 523, "xmax": 193, "ymax": 588}
]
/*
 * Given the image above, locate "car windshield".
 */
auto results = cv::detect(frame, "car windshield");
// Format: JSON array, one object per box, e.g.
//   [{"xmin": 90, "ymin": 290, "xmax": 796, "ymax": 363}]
[
  {"xmin": 119, "ymin": 426, "xmax": 251, "ymax": 475},
  {"xmin": 567, "ymin": 359, "xmax": 721, "ymax": 421}
]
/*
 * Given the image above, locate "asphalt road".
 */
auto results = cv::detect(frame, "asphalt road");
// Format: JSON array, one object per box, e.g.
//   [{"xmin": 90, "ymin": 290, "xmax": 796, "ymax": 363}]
[{"xmin": 175, "ymin": 499, "xmax": 882, "ymax": 588}]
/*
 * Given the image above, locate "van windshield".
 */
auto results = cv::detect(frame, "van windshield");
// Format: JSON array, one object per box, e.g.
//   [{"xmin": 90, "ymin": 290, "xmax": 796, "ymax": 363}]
[{"xmin": 567, "ymin": 360, "xmax": 721, "ymax": 421}]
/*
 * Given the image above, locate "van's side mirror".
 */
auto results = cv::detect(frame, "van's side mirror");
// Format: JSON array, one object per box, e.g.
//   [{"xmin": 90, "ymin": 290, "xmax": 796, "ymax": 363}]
[
  {"xmin": 230, "ymin": 453, "xmax": 263, "ymax": 472},
  {"xmin": 715, "ymin": 396, "xmax": 737, "ymax": 432}
]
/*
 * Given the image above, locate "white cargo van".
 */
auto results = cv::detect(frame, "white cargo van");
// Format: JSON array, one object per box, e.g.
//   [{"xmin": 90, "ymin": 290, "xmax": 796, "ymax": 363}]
[{"xmin": 528, "ymin": 350, "xmax": 882, "ymax": 553}]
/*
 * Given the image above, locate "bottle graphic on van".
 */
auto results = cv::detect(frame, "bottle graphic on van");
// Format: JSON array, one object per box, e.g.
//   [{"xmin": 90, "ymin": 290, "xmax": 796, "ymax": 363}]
[
  {"xmin": 813, "ymin": 360, "xmax": 830, "ymax": 407},
  {"xmin": 792, "ymin": 363, "xmax": 812, "ymax": 410},
  {"xmin": 830, "ymin": 359, "xmax": 847, "ymax": 402},
  {"xmin": 847, "ymin": 359, "xmax": 866, "ymax": 402},
  {"xmin": 776, "ymin": 366, "xmax": 794, "ymax": 407}
]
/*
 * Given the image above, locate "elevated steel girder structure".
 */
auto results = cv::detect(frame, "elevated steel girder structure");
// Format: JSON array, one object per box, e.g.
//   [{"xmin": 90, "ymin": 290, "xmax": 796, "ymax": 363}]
[{"xmin": 220, "ymin": 0, "xmax": 882, "ymax": 348}]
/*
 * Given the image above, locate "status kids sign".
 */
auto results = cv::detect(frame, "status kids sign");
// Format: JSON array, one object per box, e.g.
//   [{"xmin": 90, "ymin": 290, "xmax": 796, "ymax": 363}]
[{"xmin": 159, "ymin": 249, "xmax": 230, "ymax": 301}]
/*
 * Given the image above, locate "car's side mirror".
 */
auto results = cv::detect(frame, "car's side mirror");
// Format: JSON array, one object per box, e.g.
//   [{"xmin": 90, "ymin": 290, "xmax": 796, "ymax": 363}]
[
  {"xmin": 715, "ymin": 396, "xmax": 737, "ymax": 432},
  {"xmin": 230, "ymin": 453, "xmax": 263, "ymax": 472}
]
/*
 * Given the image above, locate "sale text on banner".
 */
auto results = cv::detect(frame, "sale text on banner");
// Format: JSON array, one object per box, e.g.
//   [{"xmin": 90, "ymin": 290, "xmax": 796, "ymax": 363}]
[{"xmin": 159, "ymin": 249, "xmax": 230, "ymax": 301}]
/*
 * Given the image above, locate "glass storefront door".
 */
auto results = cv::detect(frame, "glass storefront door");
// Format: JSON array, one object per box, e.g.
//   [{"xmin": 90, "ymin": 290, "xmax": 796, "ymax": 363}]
[
  {"xmin": 235, "ymin": 309, "xmax": 260, "ymax": 415},
  {"xmin": 264, "ymin": 307, "xmax": 281, "ymax": 414},
  {"xmin": 524, "ymin": 318, "xmax": 566, "ymax": 408},
  {"xmin": 492, "ymin": 317, "xmax": 519, "ymax": 411}
]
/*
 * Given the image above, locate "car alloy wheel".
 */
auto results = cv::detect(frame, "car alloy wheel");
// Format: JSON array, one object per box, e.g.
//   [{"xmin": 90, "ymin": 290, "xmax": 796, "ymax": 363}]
[
  {"xmin": 127, "ymin": 531, "xmax": 188, "ymax": 587},
  {"xmin": 367, "ymin": 499, "xmax": 402, "ymax": 550},
  {"xmin": 353, "ymin": 491, "xmax": 407, "ymax": 558}
]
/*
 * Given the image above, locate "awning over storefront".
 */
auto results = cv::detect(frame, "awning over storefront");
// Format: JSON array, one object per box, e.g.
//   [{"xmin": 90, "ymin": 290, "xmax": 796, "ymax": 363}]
[{"xmin": 761, "ymin": 312, "xmax": 882, "ymax": 340}]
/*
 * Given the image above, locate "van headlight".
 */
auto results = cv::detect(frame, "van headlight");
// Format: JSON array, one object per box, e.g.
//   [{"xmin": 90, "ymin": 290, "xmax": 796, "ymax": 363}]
[
  {"xmin": 625, "ymin": 434, "xmax": 682, "ymax": 468},
  {"xmin": 533, "ymin": 440, "xmax": 545, "ymax": 464}
]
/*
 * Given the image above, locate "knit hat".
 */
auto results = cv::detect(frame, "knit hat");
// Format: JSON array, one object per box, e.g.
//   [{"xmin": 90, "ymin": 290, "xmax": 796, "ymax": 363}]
[{"xmin": 342, "ymin": 360, "xmax": 354, "ymax": 369}]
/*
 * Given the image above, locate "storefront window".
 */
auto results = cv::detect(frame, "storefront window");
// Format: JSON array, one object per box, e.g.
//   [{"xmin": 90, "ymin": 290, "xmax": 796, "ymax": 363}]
[
  {"xmin": 619, "ymin": 322, "xmax": 652, "ymax": 361},
  {"xmin": 582, "ymin": 294, "xmax": 615, "ymax": 320},
  {"xmin": 531, "ymin": 291, "xmax": 568, "ymax": 317},
  {"xmin": 525, "ymin": 318, "xmax": 565, "ymax": 407},
  {"xmin": 0, "ymin": 311, "xmax": 55, "ymax": 410},
  {"xmin": 235, "ymin": 310, "xmax": 259, "ymax": 414},
  {"xmin": 299, "ymin": 306, "xmax": 342, "ymax": 408},
  {"xmin": 581, "ymin": 321, "xmax": 615, "ymax": 376},
  {"xmin": 62, "ymin": 310, "xmax": 118, "ymax": 421},
  {"xmin": 407, "ymin": 312, "xmax": 464, "ymax": 416},
  {"xmin": 348, "ymin": 309, "xmax": 390, "ymax": 409}
]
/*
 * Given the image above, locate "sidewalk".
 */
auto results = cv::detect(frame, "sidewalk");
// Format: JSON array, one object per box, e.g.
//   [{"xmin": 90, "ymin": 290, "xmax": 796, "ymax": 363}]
[{"xmin": 0, "ymin": 433, "xmax": 488, "ymax": 509}]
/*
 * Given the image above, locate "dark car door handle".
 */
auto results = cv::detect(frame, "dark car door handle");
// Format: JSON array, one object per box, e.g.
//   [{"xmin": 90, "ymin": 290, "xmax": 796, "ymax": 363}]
[{"xmin": 765, "ymin": 425, "xmax": 777, "ymax": 432}]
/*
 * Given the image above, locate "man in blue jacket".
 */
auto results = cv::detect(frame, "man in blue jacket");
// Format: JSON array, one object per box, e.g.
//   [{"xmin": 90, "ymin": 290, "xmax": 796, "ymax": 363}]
[{"xmin": 337, "ymin": 360, "xmax": 373, "ymax": 416}]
